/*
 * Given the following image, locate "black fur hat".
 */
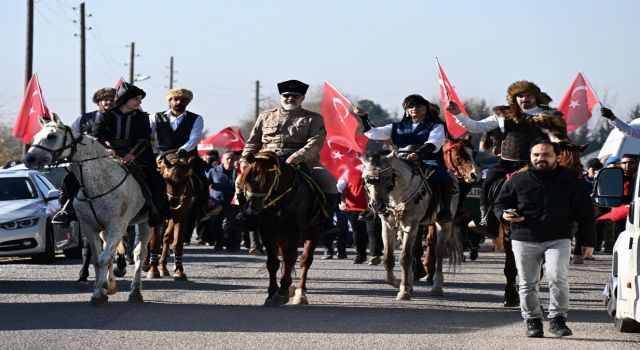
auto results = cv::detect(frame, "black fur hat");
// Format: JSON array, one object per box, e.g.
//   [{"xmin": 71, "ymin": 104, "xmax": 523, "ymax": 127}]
[{"xmin": 115, "ymin": 82, "xmax": 146, "ymax": 107}]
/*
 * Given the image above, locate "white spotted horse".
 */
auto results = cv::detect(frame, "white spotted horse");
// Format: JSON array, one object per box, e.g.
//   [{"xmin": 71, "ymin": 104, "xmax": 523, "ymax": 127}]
[
  {"xmin": 358, "ymin": 149, "xmax": 464, "ymax": 300},
  {"xmin": 23, "ymin": 114, "xmax": 153, "ymax": 306}
]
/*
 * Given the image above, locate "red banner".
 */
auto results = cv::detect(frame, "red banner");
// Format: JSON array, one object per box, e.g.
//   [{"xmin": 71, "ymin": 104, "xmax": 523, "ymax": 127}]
[
  {"xmin": 436, "ymin": 60, "xmax": 468, "ymax": 138},
  {"xmin": 557, "ymin": 71, "xmax": 600, "ymax": 132},
  {"xmin": 12, "ymin": 74, "xmax": 51, "ymax": 143},
  {"xmin": 319, "ymin": 81, "xmax": 368, "ymax": 182},
  {"xmin": 198, "ymin": 127, "xmax": 245, "ymax": 154}
]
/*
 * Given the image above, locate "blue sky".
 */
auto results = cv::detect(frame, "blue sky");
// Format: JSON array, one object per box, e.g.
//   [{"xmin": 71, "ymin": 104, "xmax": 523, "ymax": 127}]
[{"xmin": 1, "ymin": 0, "xmax": 639, "ymax": 134}]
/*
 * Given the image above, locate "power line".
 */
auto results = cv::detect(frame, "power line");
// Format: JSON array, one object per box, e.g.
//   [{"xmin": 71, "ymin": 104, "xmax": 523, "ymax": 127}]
[
  {"xmin": 34, "ymin": 6, "xmax": 74, "ymax": 36},
  {"xmin": 40, "ymin": 0, "xmax": 74, "ymax": 22}
]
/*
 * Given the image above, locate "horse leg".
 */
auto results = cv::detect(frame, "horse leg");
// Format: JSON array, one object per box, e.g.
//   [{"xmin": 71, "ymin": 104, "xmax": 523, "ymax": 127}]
[
  {"xmin": 422, "ymin": 224, "xmax": 437, "ymax": 286},
  {"xmin": 113, "ymin": 241, "xmax": 127, "ymax": 278},
  {"xmin": 84, "ymin": 228, "xmax": 107, "ymax": 305},
  {"xmin": 431, "ymin": 222, "xmax": 452, "ymax": 296},
  {"xmin": 173, "ymin": 220, "xmax": 187, "ymax": 281},
  {"xmin": 129, "ymin": 222, "xmax": 152, "ymax": 303},
  {"xmin": 397, "ymin": 228, "xmax": 418, "ymax": 301},
  {"xmin": 91, "ymin": 225, "xmax": 126, "ymax": 306},
  {"xmin": 273, "ymin": 241, "xmax": 295, "ymax": 306},
  {"xmin": 263, "ymin": 239, "xmax": 281, "ymax": 307},
  {"xmin": 503, "ymin": 233, "xmax": 520, "ymax": 307},
  {"xmin": 381, "ymin": 224, "xmax": 400, "ymax": 288},
  {"xmin": 157, "ymin": 221, "xmax": 173, "ymax": 278},
  {"xmin": 293, "ymin": 236, "xmax": 318, "ymax": 305},
  {"xmin": 147, "ymin": 224, "xmax": 163, "ymax": 278}
]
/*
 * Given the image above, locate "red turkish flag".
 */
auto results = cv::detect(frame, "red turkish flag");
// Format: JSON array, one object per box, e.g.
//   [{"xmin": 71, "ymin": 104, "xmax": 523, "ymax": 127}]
[
  {"xmin": 114, "ymin": 77, "xmax": 126, "ymax": 89},
  {"xmin": 319, "ymin": 81, "xmax": 368, "ymax": 182},
  {"xmin": 198, "ymin": 127, "xmax": 245, "ymax": 154},
  {"xmin": 557, "ymin": 71, "xmax": 600, "ymax": 132},
  {"xmin": 437, "ymin": 60, "xmax": 468, "ymax": 138},
  {"xmin": 12, "ymin": 74, "xmax": 51, "ymax": 143},
  {"xmin": 597, "ymin": 205, "xmax": 629, "ymax": 222}
]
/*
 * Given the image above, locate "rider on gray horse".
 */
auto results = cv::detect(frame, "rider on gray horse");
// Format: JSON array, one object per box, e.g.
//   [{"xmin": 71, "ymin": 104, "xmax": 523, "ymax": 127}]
[
  {"xmin": 92, "ymin": 82, "xmax": 167, "ymax": 226},
  {"xmin": 355, "ymin": 94, "xmax": 453, "ymax": 223}
]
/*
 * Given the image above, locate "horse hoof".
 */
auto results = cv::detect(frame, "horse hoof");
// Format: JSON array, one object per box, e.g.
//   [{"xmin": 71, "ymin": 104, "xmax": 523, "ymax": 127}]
[
  {"xmin": 292, "ymin": 288, "xmax": 308, "ymax": 305},
  {"xmin": 273, "ymin": 293, "xmax": 290, "ymax": 306},
  {"xmin": 146, "ymin": 270, "xmax": 160, "ymax": 279},
  {"xmin": 142, "ymin": 264, "xmax": 150, "ymax": 273},
  {"xmin": 469, "ymin": 248, "xmax": 478, "ymax": 261},
  {"xmin": 263, "ymin": 298, "xmax": 277, "ymax": 307},
  {"xmin": 288, "ymin": 285, "xmax": 297, "ymax": 297},
  {"xmin": 503, "ymin": 300, "xmax": 519, "ymax": 307},
  {"xmin": 420, "ymin": 277, "xmax": 434, "ymax": 286},
  {"xmin": 173, "ymin": 271, "xmax": 188, "ymax": 281},
  {"xmin": 113, "ymin": 267, "xmax": 126, "ymax": 278},
  {"xmin": 128, "ymin": 290, "xmax": 144, "ymax": 304},
  {"xmin": 90, "ymin": 294, "xmax": 108, "ymax": 306},
  {"xmin": 160, "ymin": 268, "xmax": 171, "ymax": 277},
  {"xmin": 396, "ymin": 292, "xmax": 411, "ymax": 301}
]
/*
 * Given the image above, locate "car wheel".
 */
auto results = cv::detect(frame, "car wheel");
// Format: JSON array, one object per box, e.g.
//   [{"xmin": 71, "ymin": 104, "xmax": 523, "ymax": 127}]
[
  {"xmin": 32, "ymin": 221, "xmax": 56, "ymax": 264},
  {"xmin": 614, "ymin": 316, "xmax": 640, "ymax": 333},
  {"xmin": 63, "ymin": 234, "xmax": 82, "ymax": 259}
]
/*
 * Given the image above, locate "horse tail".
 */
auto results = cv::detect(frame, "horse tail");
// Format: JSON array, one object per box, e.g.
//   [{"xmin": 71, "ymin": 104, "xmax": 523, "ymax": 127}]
[{"xmin": 446, "ymin": 226, "xmax": 465, "ymax": 271}]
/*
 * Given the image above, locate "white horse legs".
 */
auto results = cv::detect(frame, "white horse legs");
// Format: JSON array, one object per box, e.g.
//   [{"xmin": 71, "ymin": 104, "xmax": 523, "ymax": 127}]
[
  {"xmin": 89, "ymin": 224, "xmax": 127, "ymax": 306},
  {"xmin": 381, "ymin": 225, "xmax": 400, "ymax": 289},
  {"xmin": 397, "ymin": 230, "xmax": 417, "ymax": 301},
  {"xmin": 129, "ymin": 223, "xmax": 152, "ymax": 303}
]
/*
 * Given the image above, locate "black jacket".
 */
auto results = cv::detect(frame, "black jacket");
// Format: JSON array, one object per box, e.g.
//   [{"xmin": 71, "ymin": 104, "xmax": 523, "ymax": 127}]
[{"xmin": 493, "ymin": 166, "xmax": 595, "ymax": 246}]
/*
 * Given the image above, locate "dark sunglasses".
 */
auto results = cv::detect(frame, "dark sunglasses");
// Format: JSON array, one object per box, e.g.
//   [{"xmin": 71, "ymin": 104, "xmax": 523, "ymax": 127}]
[{"xmin": 282, "ymin": 93, "xmax": 302, "ymax": 98}]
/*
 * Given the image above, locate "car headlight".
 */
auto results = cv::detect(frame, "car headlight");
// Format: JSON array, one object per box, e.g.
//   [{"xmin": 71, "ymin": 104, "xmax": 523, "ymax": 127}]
[{"xmin": 0, "ymin": 217, "xmax": 40, "ymax": 230}]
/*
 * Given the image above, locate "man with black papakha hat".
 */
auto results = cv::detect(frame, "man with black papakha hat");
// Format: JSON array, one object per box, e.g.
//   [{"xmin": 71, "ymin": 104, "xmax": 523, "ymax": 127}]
[
  {"xmin": 446, "ymin": 80, "xmax": 570, "ymax": 235},
  {"xmin": 239, "ymin": 79, "xmax": 340, "ymax": 234},
  {"xmin": 92, "ymin": 82, "xmax": 167, "ymax": 227}
]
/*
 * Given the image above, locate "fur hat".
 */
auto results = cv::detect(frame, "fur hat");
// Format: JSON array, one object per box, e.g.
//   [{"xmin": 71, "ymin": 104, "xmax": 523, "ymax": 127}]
[
  {"xmin": 166, "ymin": 88, "xmax": 193, "ymax": 102},
  {"xmin": 506, "ymin": 80, "xmax": 552, "ymax": 107},
  {"xmin": 115, "ymin": 82, "xmax": 146, "ymax": 107},
  {"xmin": 92, "ymin": 87, "xmax": 116, "ymax": 104}
]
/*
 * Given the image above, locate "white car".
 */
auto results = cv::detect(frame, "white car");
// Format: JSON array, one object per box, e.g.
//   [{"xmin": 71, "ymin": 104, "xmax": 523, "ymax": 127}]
[
  {"xmin": 593, "ymin": 167, "xmax": 640, "ymax": 332},
  {"xmin": 0, "ymin": 167, "xmax": 81, "ymax": 263}
]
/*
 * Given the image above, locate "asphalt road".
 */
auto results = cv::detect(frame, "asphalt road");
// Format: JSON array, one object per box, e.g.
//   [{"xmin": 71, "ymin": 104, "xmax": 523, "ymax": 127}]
[{"xmin": 1, "ymin": 243, "xmax": 638, "ymax": 350}]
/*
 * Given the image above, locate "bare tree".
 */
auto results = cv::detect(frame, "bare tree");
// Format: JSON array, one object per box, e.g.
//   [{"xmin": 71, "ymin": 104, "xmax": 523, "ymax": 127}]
[{"xmin": 0, "ymin": 123, "xmax": 22, "ymax": 166}]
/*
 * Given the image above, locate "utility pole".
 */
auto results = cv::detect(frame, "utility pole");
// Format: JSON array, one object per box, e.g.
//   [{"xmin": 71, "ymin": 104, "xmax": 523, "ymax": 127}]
[
  {"xmin": 255, "ymin": 80, "xmax": 260, "ymax": 120},
  {"xmin": 25, "ymin": 0, "xmax": 34, "ymax": 89},
  {"xmin": 169, "ymin": 56, "xmax": 174, "ymax": 89},
  {"xmin": 128, "ymin": 42, "xmax": 135, "ymax": 84},
  {"xmin": 79, "ymin": 2, "xmax": 86, "ymax": 114}
]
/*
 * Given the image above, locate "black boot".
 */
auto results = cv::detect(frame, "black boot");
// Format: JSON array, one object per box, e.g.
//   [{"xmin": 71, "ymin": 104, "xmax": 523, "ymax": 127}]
[
  {"xmin": 548, "ymin": 316, "xmax": 573, "ymax": 337},
  {"xmin": 322, "ymin": 193, "xmax": 340, "ymax": 235},
  {"xmin": 52, "ymin": 200, "xmax": 77, "ymax": 228},
  {"xmin": 436, "ymin": 185, "xmax": 453, "ymax": 223},
  {"xmin": 468, "ymin": 205, "xmax": 489, "ymax": 235},
  {"xmin": 526, "ymin": 318, "xmax": 544, "ymax": 338}
]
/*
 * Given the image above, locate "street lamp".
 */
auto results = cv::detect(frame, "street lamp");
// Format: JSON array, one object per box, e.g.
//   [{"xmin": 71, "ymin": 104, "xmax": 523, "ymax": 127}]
[{"xmin": 134, "ymin": 75, "xmax": 151, "ymax": 82}]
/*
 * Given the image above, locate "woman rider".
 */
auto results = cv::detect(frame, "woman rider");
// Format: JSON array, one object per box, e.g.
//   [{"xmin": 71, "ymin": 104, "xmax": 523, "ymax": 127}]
[
  {"xmin": 354, "ymin": 94, "xmax": 453, "ymax": 223},
  {"xmin": 92, "ymin": 82, "xmax": 167, "ymax": 226}
]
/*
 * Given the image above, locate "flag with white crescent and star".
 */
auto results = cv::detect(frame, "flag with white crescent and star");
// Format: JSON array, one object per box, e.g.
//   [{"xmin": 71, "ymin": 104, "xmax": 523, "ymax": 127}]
[
  {"xmin": 436, "ymin": 60, "xmax": 468, "ymax": 138},
  {"xmin": 198, "ymin": 127, "xmax": 245, "ymax": 154},
  {"xmin": 319, "ymin": 81, "xmax": 368, "ymax": 182},
  {"xmin": 12, "ymin": 73, "xmax": 51, "ymax": 144},
  {"xmin": 557, "ymin": 71, "xmax": 600, "ymax": 132}
]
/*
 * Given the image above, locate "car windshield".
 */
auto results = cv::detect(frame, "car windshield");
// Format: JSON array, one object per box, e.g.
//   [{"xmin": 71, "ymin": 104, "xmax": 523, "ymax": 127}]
[{"xmin": 0, "ymin": 177, "xmax": 39, "ymax": 200}]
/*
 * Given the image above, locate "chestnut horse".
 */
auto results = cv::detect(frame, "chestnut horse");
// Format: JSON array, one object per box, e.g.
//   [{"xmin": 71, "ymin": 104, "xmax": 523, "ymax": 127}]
[
  {"xmin": 238, "ymin": 152, "xmax": 324, "ymax": 306},
  {"xmin": 420, "ymin": 135, "xmax": 481, "ymax": 284}
]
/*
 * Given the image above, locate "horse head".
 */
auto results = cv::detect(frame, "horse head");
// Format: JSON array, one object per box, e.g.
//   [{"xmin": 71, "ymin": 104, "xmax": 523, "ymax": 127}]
[
  {"xmin": 358, "ymin": 149, "xmax": 398, "ymax": 214},
  {"xmin": 557, "ymin": 141, "xmax": 589, "ymax": 172},
  {"xmin": 23, "ymin": 113, "xmax": 79, "ymax": 170},
  {"xmin": 443, "ymin": 134, "xmax": 481, "ymax": 183},
  {"xmin": 158, "ymin": 152, "xmax": 194, "ymax": 184},
  {"xmin": 239, "ymin": 152, "xmax": 287, "ymax": 215}
]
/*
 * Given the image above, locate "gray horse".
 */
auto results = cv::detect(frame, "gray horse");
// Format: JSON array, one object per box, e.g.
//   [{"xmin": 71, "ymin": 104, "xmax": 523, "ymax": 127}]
[
  {"xmin": 22, "ymin": 115, "xmax": 152, "ymax": 306},
  {"xmin": 358, "ymin": 149, "xmax": 464, "ymax": 300}
]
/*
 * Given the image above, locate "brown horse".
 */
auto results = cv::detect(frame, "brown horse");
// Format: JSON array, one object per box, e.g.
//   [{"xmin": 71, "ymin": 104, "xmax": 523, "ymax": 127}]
[
  {"xmin": 147, "ymin": 152, "xmax": 196, "ymax": 281},
  {"xmin": 421, "ymin": 135, "xmax": 481, "ymax": 283},
  {"xmin": 485, "ymin": 141, "xmax": 588, "ymax": 307},
  {"xmin": 238, "ymin": 152, "xmax": 324, "ymax": 306}
]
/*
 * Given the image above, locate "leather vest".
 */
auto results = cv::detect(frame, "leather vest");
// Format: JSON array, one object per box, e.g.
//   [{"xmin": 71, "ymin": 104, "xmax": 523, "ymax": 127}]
[
  {"xmin": 155, "ymin": 111, "xmax": 198, "ymax": 153},
  {"xmin": 391, "ymin": 118, "xmax": 443, "ymax": 164}
]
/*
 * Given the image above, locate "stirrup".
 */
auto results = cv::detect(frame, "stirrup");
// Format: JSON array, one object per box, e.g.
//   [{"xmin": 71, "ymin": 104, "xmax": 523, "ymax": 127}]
[{"xmin": 52, "ymin": 211, "xmax": 71, "ymax": 228}]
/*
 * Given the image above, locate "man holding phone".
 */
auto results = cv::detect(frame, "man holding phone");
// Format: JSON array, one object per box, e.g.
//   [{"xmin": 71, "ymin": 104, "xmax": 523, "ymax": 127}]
[{"xmin": 494, "ymin": 140, "xmax": 595, "ymax": 338}]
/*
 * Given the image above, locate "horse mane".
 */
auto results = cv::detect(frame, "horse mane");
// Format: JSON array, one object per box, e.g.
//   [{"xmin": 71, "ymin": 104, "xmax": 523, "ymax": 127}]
[{"xmin": 239, "ymin": 152, "xmax": 279, "ymax": 190}]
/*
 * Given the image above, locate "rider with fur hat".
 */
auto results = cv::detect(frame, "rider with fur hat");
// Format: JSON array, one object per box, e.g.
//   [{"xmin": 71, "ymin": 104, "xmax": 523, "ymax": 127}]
[
  {"xmin": 92, "ymin": 82, "xmax": 167, "ymax": 226},
  {"xmin": 355, "ymin": 94, "xmax": 454, "ymax": 223},
  {"xmin": 446, "ymin": 80, "xmax": 570, "ymax": 233}
]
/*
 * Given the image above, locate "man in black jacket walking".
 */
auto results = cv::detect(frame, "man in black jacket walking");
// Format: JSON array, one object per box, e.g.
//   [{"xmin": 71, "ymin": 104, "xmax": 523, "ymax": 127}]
[{"xmin": 494, "ymin": 140, "xmax": 595, "ymax": 338}]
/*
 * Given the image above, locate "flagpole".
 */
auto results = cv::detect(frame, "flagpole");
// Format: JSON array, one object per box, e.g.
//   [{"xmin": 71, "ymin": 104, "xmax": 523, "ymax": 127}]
[
  {"xmin": 435, "ymin": 57, "xmax": 451, "ymax": 101},
  {"xmin": 34, "ymin": 73, "xmax": 46, "ymax": 115},
  {"xmin": 580, "ymin": 70, "xmax": 603, "ymax": 107}
]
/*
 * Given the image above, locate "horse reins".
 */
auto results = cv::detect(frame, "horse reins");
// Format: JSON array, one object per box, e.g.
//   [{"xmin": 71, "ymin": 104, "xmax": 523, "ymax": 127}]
[{"xmin": 245, "ymin": 154, "xmax": 293, "ymax": 209}]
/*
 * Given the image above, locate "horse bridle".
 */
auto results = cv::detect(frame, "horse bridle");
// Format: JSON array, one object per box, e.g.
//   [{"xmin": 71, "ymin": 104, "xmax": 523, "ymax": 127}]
[
  {"xmin": 244, "ymin": 154, "xmax": 293, "ymax": 209},
  {"xmin": 443, "ymin": 141, "xmax": 474, "ymax": 179},
  {"xmin": 30, "ymin": 125, "xmax": 84, "ymax": 164},
  {"xmin": 165, "ymin": 167, "xmax": 195, "ymax": 211}
]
